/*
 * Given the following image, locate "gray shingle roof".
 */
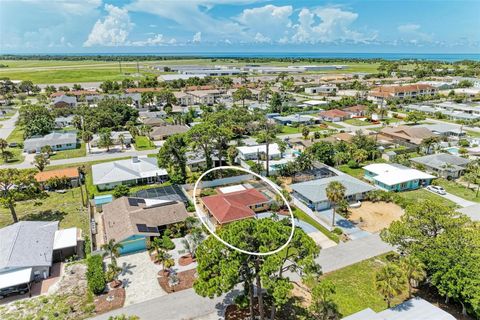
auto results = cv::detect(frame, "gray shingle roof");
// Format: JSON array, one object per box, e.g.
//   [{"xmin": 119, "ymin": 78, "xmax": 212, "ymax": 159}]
[
  {"xmin": 411, "ymin": 153, "xmax": 471, "ymax": 171},
  {"xmin": 0, "ymin": 221, "xmax": 58, "ymax": 270},
  {"xmin": 291, "ymin": 174, "xmax": 374, "ymax": 203}
]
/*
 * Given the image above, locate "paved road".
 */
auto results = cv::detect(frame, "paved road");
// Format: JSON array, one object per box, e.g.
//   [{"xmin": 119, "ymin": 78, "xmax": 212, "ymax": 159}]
[
  {"xmin": 0, "ymin": 111, "xmax": 19, "ymax": 139},
  {"xmin": 425, "ymin": 189, "xmax": 476, "ymax": 208},
  {"xmin": 91, "ymin": 233, "xmax": 392, "ymax": 320}
]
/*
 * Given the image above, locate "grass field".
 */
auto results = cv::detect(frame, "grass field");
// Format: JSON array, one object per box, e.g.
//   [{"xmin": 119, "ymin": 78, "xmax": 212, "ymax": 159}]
[
  {"xmin": 6, "ymin": 125, "xmax": 24, "ymax": 143},
  {"xmin": 134, "ymin": 136, "xmax": 156, "ymax": 150},
  {"xmin": 338, "ymin": 164, "xmax": 365, "ymax": 179},
  {"xmin": 323, "ymin": 121, "xmax": 344, "ymax": 129},
  {"xmin": 323, "ymin": 253, "xmax": 407, "ymax": 317},
  {"xmin": 0, "ymin": 187, "xmax": 89, "ymax": 233},
  {"xmin": 394, "ymin": 188, "xmax": 457, "ymax": 208},
  {"xmin": 466, "ymin": 130, "xmax": 480, "ymax": 138},
  {"xmin": 293, "ymin": 207, "xmax": 340, "ymax": 243},
  {"xmin": 49, "ymin": 143, "xmax": 86, "ymax": 160},
  {"xmin": 435, "ymin": 178, "xmax": 480, "ymax": 203},
  {"xmin": 0, "ymin": 147, "xmax": 24, "ymax": 165},
  {"xmin": 343, "ymin": 119, "xmax": 371, "ymax": 126}
]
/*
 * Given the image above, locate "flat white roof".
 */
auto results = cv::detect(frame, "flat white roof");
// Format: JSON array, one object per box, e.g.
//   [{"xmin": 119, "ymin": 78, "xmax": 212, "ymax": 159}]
[
  {"xmin": 364, "ymin": 163, "xmax": 435, "ymax": 186},
  {"xmin": 237, "ymin": 143, "xmax": 281, "ymax": 156},
  {"xmin": 303, "ymin": 100, "xmax": 329, "ymax": 106},
  {"xmin": 53, "ymin": 228, "xmax": 77, "ymax": 250},
  {"xmin": 0, "ymin": 267, "xmax": 32, "ymax": 290},
  {"xmin": 218, "ymin": 185, "xmax": 247, "ymax": 194}
]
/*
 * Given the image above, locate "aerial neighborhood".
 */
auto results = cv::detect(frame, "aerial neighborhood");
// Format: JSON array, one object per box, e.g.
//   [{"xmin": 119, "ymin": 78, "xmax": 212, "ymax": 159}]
[{"xmin": 0, "ymin": 55, "xmax": 479, "ymax": 320}]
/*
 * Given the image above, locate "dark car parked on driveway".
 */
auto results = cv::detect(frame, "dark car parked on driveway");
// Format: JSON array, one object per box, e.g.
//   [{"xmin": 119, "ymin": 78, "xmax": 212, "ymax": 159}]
[{"xmin": 0, "ymin": 283, "xmax": 29, "ymax": 299}]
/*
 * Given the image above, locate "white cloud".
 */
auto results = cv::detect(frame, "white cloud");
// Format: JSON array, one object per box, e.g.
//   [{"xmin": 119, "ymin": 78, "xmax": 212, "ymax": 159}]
[
  {"xmin": 254, "ymin": 33, "xmax": 270, "ymax": 43},
  {"xmin": 397, "ymin": 23, "xmax": 432, "ymax": 43},
  {"xmin": 130, "ymin": 34, "xmax": 176, "ymax": 46},
  {"xmin": 398, "ymin": 23, "xmax": 421, "ymax": 33},
  {"xmin": 236, "ymin": 5, "xmax": 292, "ymax": 40},
  {"xmin": 84, "ymin": 4, "xmax": 133, "ymax": 47},
  {"xmin": 193, "ymin": 32, "xmax": 202, "ymax": 43}
]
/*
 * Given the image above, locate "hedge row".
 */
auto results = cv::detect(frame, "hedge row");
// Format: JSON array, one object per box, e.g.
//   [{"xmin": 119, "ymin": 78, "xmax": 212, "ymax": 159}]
[{"xmin": 86, "ymin": 255, "xmax": 105, "ymax": 295}]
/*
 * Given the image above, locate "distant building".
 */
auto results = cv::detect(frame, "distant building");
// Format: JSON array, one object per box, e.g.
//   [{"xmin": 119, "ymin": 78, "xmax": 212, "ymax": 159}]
[
  {"xmin": 318, "ymin": 109, "xmax": 350, "ymax": 122},
  {"xmin": 273, "ymin": 114, "xmax": 316, "ymax": 125},
  {"xmin": 54, "ymin": 115, "xmax": 75, "ymax": 128},
  {"xmin": 305, "ymin": 85, "xmax": 337, "ymax": 95},
  {"xmin": 410, "ymin": 153, "xmax": 471, "ymax": 179},
  {"xmin": 378, "ymin": 126, "xmax": 435, "ymax": 146},
  {"xmin": 364, "ymin": 163, "xmax": 435, "ymax": 191},
  {"xmin": 369, "ymin": 84, "xmax": 437, "ymax": 102},
  {"xmin": 52, "ymin": 95, "xmax": 77, "ymax": 108},
  {"xmin": 23, "ymin": 132, "xmax": 77, "ymax": 153},
  {"xmin": 343, "ymin": 105, "xmax": 368, "ymax": 117}
]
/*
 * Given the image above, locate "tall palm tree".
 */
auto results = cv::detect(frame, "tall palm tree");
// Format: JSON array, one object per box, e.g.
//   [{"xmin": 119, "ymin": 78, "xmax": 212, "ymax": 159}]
[
  {"xmin": 326, "ymin": 181, "xmax": 346, "ymax": 227},
  {"xmin": 375, "ymin": 263, "xmax": 406, "ymax": 308},
  {"xmin": 106, "ymin": 260, "xmax": 123, "ymax": 286},
  {"xmin": 256, "ymin": 121, "xmax": 278, "ymax": 177},
  {"xmin": 118, "ymin": 133, "xmax": 125, "ymax": 150},
  {"xmin": 400, "ymin": 256, "xmax": 426, "ymax": 298},
  {"xmin": 0, "ymin": 138, "xmax": 9, "ymax": 161},
  {"xmin": 101, "ymin": 239, "xmax": 123, "ymax": 264}
]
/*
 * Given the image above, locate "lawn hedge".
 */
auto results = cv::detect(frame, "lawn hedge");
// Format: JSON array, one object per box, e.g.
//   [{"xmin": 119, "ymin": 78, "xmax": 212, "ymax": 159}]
[{"xmin": 86, "ymin": 255, "xmax": 105, "ymax": 295}]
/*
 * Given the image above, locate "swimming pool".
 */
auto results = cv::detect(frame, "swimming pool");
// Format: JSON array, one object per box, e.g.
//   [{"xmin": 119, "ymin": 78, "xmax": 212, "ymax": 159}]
[{"xmin": 444, "ymin": 147, "xmax": 460, "ymax": 155}]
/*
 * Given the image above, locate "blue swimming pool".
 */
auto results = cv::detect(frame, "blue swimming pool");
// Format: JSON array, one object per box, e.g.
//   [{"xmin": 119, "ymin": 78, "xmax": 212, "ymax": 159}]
[{"xmin": 444, "ymin": 147, "xmax": 460, "ymax": 155}]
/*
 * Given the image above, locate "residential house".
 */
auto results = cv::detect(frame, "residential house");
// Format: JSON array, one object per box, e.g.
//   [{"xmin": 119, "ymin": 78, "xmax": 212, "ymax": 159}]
[
  {"xmin": 173, "ymin": 91, "xmax": 194, "ymax": 106},
  {"xmin": 102, "ymin": 197, "xmax": 189, "ymax": 255},
  {"xmin": 363, "ymin": 163, "xmax": 435, "ymax": 191},
  {"xmin": 0, "ymin": 222, "xmax": 79, "ymax": 293},
  {"xmin": 236, "ymin": 143, "xmax": 282, "ymax": 161},
  {"xmin": 201, "ymin": 188, "xmax": 270, "ymax": 225},
  {"xmin": 92, "ymin": 156, "xmax": 168, "ymax": 191},
  {"xmin": 378, "ymin": 126, "xmax": 435, "ymax": 146},
  {"xmin": 150, "ymin": 125, "xmax": 190, "ymax": 141},
  {"xmin": 35, "ymin": 167, "xmax": 81, "ymax": 188},
  {"xmin": 418, "ymin": 123, "xmax": 465, "ymax": 137},
  {"xmin": 91, "ymin": 131, "xmax": 132, "ymax": 148},
  {"xmin": 305, "ymin": 85, "xmax": 337, "ymax": 95},
  {"xmin": 23, "ymin": 132, "xmax": 77, "ymax": 153},
  {"xmin": 52, "ymin": 95, "xmax": 77, "ymax": 108},
  {"xmin": 318, "ymin": 109, "xmax": 350, "ymax": 122},
  {"xmin": 188, "ymin": 90, "xmax": 222, "ymax": 105},
  {"xmin": 138, "ymin": 110, "xmax": 167, "ymax": 119},
  {"xmin": 291, "ymin": 172, "xmax": 374, "ymax": 211},
  {"xmin": 139, "ymin": 117, "xmax": 166, "ymax": 127},
  {"xmin": 54, "ymin": 115, "xmax": 75, "ymax": 128},
  {"xmin": 343, "ymin": 105, "xmax": 367, "ymax": 117},
  {"xmin": 410, "ymin": 153, "xmax": 471, "ymax": 179},
  {"xmin": 343, "ymin": 297, "xmax": 455, "ymax": 320},
  {"xmin": 273, "ymin": 114, "xmax": 316, "ymax": 125},
  {"xmin": 369, "ymin": 84, "xmax": 437, "ymax": 103},
  {"xmin": 404, "ymin": 102, "xmax": 480, "ymax": 121}
]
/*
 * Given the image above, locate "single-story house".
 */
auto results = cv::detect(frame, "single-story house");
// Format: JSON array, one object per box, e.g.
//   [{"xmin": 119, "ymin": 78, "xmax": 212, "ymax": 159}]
[
  {"xmin": 54, "ymin": 115, "xmax": 75, "ymax": 128},
  {"xmin": 378, "ymin": 126, "xmax": 435, "ymax": 146},
  {"xmin": 91, "ymin": 131, "xmax": 133, "ymax": 148},
  {"xmin": 150, "ymin": 125, "xmax": 190, "ymax": 140},
  {"xmin": 305, "ymin": 85, "xmax": 337, "ymax": 95},
  {"xmin": 52, "ymin": 95, "xmax": 77, "ymax": 108},
  {"xmin": 363, "ymin": 163, "xmax": 435, "ymax": 191},
  {"xmin": 102, "ymin": 197, "xmax": 189, "ymax": 255},
  {"xmin": 92, "ymin": 156, "xmax": 168, "ymax": 191},
  {"xmin": 318, "ymin": 109, "xmax": 350, "ymax": 122},
  {"xmin": 291, "ymin": 173, "xmax": 375, "ymax": 211},
  {"xmin": 35, "ymin": 167, "xmax": 81, "ymax": 188},
  {"xmin": 139, "ymin": 117, "xmax": 166, "ymax": 127},
  {"xmin": 138, "ymin": 110, "xmax": 168, "ymax": 119},
  {"xmin": 418, "ymin": 123, "xmax": 465, "ymax": 137},
  {"xmin": 411, "ymin": 153, "xmax": 471, "ymax": 179},
  {"xmin": 343, "ymin": 105, "xmax": 367, "ymax": 117},
  {"xmin": 0, "ymin": 221, "xmax": 79, "ymax": 293},
  {"xmin": 343, "ymin": 297, "xmax": 455, "ymax": 320},
  {"xmin": 237, "ymin": 143, "xmax": 282, "ymax": 161},
  {"xmin": 23, "ymin": 132, "xmax": 77, "ymax": 153},
  {"xmin": 201, "ymin": 188, "xmax": 270, "ymax": 225},
  {"xmin": 273, "ymin": 114, "xmax": 316, "ymax": 125}
]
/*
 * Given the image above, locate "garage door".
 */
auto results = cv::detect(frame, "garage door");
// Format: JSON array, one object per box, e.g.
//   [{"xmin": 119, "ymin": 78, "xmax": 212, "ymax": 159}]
[{"xmin": 120, "ymin": 235, "xmax": 147, "ymax": 255}]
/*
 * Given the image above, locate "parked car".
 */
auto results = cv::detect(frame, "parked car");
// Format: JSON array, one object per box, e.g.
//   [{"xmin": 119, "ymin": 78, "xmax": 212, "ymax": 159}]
[
  {"xmin": 426, "ymin": 185, "xmax": 446, "ymax": 195},
  {"xmin": 0, "ymin": 283, "xmax": 29, "ymax": 299}
]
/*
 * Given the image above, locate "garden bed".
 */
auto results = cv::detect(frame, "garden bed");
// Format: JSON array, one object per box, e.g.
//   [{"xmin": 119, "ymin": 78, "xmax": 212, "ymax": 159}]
[
  {"xmin": 93, "ymin": 288, "xmax": 126, "ymax": 315},
  {"xmin": 157, "ymin": 269, "xmax": 197, "ymax": 293},
  {"xmin": 178, "ymin": 254, "xmax": 195, "ymax": 266}
]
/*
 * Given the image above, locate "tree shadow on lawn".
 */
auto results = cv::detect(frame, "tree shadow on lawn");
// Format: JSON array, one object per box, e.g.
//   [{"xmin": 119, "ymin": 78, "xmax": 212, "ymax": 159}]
[{"xmin": 22, "ymin": 209, "xmax": 68, "ymax": 223}]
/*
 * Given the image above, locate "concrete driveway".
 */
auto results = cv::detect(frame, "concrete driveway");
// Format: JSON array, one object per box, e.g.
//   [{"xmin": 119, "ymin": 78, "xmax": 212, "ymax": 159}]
[{"xmin": 114, "ymin": 251, "xmax": 167, "ymax": 306}]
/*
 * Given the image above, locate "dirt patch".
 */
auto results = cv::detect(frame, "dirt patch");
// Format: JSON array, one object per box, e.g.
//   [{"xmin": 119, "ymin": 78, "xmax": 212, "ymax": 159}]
[
  {"xmin": 349, "ymin": 201, "xmax": 404, "ymax": 233},
  {"xmin": 158, "ymin": 269, "xmax": 197, "ymax": 293},
  {"xmin": 225, "ymin": 298, "xmax": 269, "ymax": 320},
  {"xmin": 178, "ymin": 254, "xmax": 195, "ymax": 266},
  {"xmin": 94, "ymin": 288, "xmax": 125, "ymax": 315},
  {"xmin": 290, "ymin": 282, "xmax": 311, "ymax": 307}
]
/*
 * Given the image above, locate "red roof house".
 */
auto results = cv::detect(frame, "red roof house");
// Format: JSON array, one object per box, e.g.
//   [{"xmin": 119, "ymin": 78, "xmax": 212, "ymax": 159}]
[
  {"xmin": 201, "ymin": 189, "xmax": 269, "ymax": 224},
  {"xmin": 319, "ymin": 109, "xmax": 350, "ymax": 122}
]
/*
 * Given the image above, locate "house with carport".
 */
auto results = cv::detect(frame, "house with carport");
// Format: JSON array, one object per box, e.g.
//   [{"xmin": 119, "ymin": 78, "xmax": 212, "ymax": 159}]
[{"xmin": 363, "ymin": 163, "xmax": 435, "ymax": 191}]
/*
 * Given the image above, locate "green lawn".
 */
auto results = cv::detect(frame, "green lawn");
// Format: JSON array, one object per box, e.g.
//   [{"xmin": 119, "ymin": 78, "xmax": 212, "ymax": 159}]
[
  {"xmin": 393, "ymin": 188, "xmax": 458, "ymax": 208},
  {"xmin": 0, "ymin": 147, "xmax": 24, "ymax": 165},
  {"xmin": 466, "ymin": 130, "xmax": 480, "ymax": 138},
  {"xmin": 323, "ymin": 121, "xmax": 345, "ymax": 129},
  {"xmin": 49, "ymin": 143, "xmax": 86, "ymax": 160},
  {"xmin": 338, "ymin": 165, "xmax": 365, "ymax": 179},
  {"xmin": 323, "ymin": 253, "xmax": 408, "ymax": 317},
  {"xmin": 278, "ymin": 124, "xmax": 325, "ymax": 135},
  {"xmin": 435, "ymin": 178, "xmax": 480, "ymax": 203},
  {"xmin": 343, "ymin": 119, "xmax": 371, "ymax": 126},
  {"xmin": 6, "ymin": 125, "xmax": 24, "ymax": 144},
  {"xmin": 134, "ymin": 136, "xmax": 156, "ymax": 150},
  {"xmin": 292, "ymin": 207, "xmax": 340, "ymax": 243},
  {"xmin": 0, "ymin": 187, "xmax": 89, "ymax": 233}
]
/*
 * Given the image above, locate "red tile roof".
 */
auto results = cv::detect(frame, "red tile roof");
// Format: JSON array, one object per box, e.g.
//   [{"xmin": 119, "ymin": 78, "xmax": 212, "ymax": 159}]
[
  {"xmin": 201, "ymin": 189, "xmax": 268, "ymax": 224},
  {"xmin": 369, "ymin": 84, "xmax": 436, "ymax": 97},
  {"xmin": 343, "ymin": 105, "xmax": 367, "ymax": 113}
]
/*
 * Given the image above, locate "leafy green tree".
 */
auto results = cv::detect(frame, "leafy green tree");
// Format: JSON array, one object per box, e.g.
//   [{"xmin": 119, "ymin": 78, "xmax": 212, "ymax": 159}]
[
  {"xmin": 375, "ymin": 263, "xmax": 406, "ymax": 308},
  {"xmin": 0, "ymin": 169, "xmax": 44, "ymax": 223},
  {"xmin": 269, "ymin": 92, "xmax": 282, "ymax": 113},
  {"xmin": 82, "ymin": 130, "xmax": 93, "ymax": 153},
  {"xmin": 352, "ymin": 148, "xmax": 368, "ymax": 165},
  {"xmin": 400, "ymin": 256, "xmax": 426, "ymax": 298},
  {"xmin": 421, "ymin": 136, "xmax": 440, "ymax": 154},
  {"xmin": 187, "ymin": 122, "xmax": 216, "ymax": 169},
  {"xmin": 156, "ymin": 88, "xmax": 177, "ymax": 105},
  {"xmin": 157, "ymin": 133, "xmax": 188, "ymax": 183},
  {"xmin": 326, "ymin": 181, "xmax": 346, "ymax": 227},
  {"xmin": 99, "ymin": 129, "xmax": 113, "ymax": 151},
  {"xmin": 310, "ymin": 280, "xmax": 340, "ymax": 320},
  {"xmin": 405, "ymin": 111, "xmax": 426, "ymax": 124},
  {"xmin": 307, "ymin": 141, "xmax": 335, "ymax": 166},
  {"xmin": 32, "ymin": 153, "xmax": 50, "ymax": 172},
  {"xmin": 101, "ymin": 239, "xmax": 124, "ymax": 265},
  {"xmin": 302, "ymin": 126, "xmax": 310, "ymax": 140},
  {"xmin": 0, "ymin": 138, "xmax": 9, "ymax": 162},
  {"xmin": 112, "ymin": 185, "xmax": 130, "ymax": 198},
  {"xmin": 40, "ymin": 145, "xmax": 53, "ymax": 156},
  {"xmin": 19, "ymin": 104, "xmax": 55, "ymax": 138},
  {"xmin": 105, "ymin": 260, "xmax": 123, "ymax": 285},
  {"xmin": 86, "ymin": 255, "xmax": 106, "ymax": 295},
  {"xmin": 233, "ymin": 86, "xmax": 252, "ymax": 108}
]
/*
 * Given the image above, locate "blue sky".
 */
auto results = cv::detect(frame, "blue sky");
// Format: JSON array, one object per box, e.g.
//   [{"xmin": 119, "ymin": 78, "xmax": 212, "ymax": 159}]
[{"xmin": 1, "ymin": 0, "xmax": 479, "ymax": 54}]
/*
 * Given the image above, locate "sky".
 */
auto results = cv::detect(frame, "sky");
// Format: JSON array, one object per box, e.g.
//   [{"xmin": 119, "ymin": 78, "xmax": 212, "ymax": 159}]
[{"xmin": 1, "ymin": 0, "xmax": 479, "ymax": 54}]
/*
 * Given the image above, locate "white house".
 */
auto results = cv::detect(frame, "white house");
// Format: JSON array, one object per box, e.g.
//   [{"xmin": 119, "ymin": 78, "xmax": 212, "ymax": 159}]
[
  {"xmin": 91, "ymin": 131, "xmax": 133, "ymax": 148},
  {"xmin": 236, "ymin": 143, "xmax": 282, "ymax": 161},
  {"xmin": 92, "ymin": 156, "xmax": 168, "ymax": 191},
  {"xmin": 23, "ymin": 132, "xmax": 77, "ymax": 153},
  {"xmin": 305, "ymin": 85, "xmax": 337, "ymax": 95}
]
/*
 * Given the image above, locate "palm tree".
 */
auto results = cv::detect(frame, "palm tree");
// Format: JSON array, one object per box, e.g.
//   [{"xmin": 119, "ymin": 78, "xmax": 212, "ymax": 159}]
[
  {"xmin": 375, "ymin": 263, "xmax": 406, "ymax": 308},
  {"xmin": 0, "ymin": 138, "xmax": 9, "ymax": 161},
  {"xmin": 154, "ymin": 249, "xmax": 174, "ymax": 273},
  {"xmin": 82, "ymin": 131, "xmax": 93, "ymax": 153},
  {"xmin": 101, "ymin": 239, "xmax": 123, "ymax": 264},
  {"xmin": 421, "ymin": 136, "xmax": 439, "ymax": 155},
  {"xmin": 326, "ymin": 181, "xmax": 346, "ymax": 227},
  {"xmin": 400, "ymin": 256, "xmax": 426, "ymax": 298},
  {"xmin": 256, "ymin": 121, "xmax": 278, "ymax": 177},
  {"xmin": 118, "ymin": 133, "xmax": 125, "ymax": 150},
  {"xmin": 106, "ymin": 260, "xmax": 123, "ymax": 287}
]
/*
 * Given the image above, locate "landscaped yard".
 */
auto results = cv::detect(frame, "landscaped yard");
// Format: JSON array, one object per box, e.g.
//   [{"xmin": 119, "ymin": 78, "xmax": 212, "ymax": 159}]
[
  {"xmin": 293, "ymin": 207, "xmax": 340, "ymax": 243},
  {"xmin": 435, "ymin": 179, "xmax": 480, "ymax": 203},
  {"xmin": 6, "ymin": 125, "xmax": 24, "ymax": 144},
  {"xmin": 279, "ymin": 124, "xmax": 324, "ymax": 135},
  {"xmin": 322, "ymin": 253, "xmax": 408, "ymax": 317},
  {"xmin": 323, "ymin": 121, "xmax": 344, "ymax": 129},
  {"xmin": 49, "ymin": 143, "xmax": 86, "ymax": 160},
  {"xmin": 466, "ymin": 130, "xmax": 480, "ymax": 138},
  {"xmin": 343, "ymin": 119, "xmax": 371, "ymax": 126},
  {"xmin": 393, "ymin": 188, "xmax": 458, "ymax": 208},
  {"xmin": 134, "ymin": 136, "xmax": 156, "ymax": 150},
  {"xmin": 338, "ymin": 164, "xmax": 365, "ymax": 179},
  {"xmin": 0, "ymin": 187, "xmax": 89, "ymax": 233},
  {"xmin": 0, "ymin": 147, "xmax": 24, "ymax": 164}
]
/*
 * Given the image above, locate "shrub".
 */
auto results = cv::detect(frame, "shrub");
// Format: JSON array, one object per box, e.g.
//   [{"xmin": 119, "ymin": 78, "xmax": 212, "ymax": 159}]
[
  {"xmin": 86, "ymin": 255, "xmax": 105, "ymax": 295},
  {"xmin": 347, "ymin": 160, "xmax": 359, "ymax": 168},
  {"xmin": 112, "ymin": 185, "xmax": 130, "ymax": 198},
  {"xmin": 365, "ymin": 190, "xmax": 393, "ymax": 203},
  {"xmin": 333, "ymin": 227, "xmax": 343, "ymax": 235},
  {"xmin": 161, "ymin": 235, "xmax": 175, "ymax": 250},
  {"xmin": 200, "ymin": 188, "xmax": 216, "ymax": 197}
]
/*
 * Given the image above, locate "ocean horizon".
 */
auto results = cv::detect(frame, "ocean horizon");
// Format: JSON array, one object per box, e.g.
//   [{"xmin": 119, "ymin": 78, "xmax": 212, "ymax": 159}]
[{"xmin": 2, "ymin": 52, "xmax": 480, "ymax": 62}]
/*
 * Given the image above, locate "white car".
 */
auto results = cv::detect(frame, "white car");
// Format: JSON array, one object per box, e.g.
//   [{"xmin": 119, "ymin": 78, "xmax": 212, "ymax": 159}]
[{"xmin": 426, "ymin": 185, "xmax": 446, "ymax": 195}]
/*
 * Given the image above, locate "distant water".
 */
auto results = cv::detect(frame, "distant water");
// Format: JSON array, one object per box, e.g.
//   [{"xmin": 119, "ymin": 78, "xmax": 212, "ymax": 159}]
[{"xmin": 36, "ymin": 52, "xmax": 480, "ymax": 62}]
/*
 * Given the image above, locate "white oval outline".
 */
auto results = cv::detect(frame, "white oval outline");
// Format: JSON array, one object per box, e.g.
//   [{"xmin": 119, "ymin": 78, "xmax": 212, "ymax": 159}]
[{"xmin": 192, "ymin": 165, "xmax": 295, "ymax": 256}]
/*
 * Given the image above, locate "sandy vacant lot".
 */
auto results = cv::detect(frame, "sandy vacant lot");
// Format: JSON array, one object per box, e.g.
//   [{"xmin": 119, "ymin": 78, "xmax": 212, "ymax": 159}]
[{"xmin": 349, "ymin": 201, "xmax": 404, "ymax": 233}]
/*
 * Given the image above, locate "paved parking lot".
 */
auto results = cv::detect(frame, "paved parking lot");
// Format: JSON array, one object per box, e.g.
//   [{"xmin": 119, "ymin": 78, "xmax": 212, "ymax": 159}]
[{"xmin": 114, "ymin": 251, "xmax": 167, "ymax": 306}]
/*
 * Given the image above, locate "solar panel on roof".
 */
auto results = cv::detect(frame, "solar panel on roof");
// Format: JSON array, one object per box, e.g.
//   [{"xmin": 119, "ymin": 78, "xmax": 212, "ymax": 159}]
[
  {"xmin": 133, "ymin": 185, "xmax": 189, "ymax": 204},
  {"xmin": 137, "ymin": 224, "xmax": 148, "ymax": 232}
]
